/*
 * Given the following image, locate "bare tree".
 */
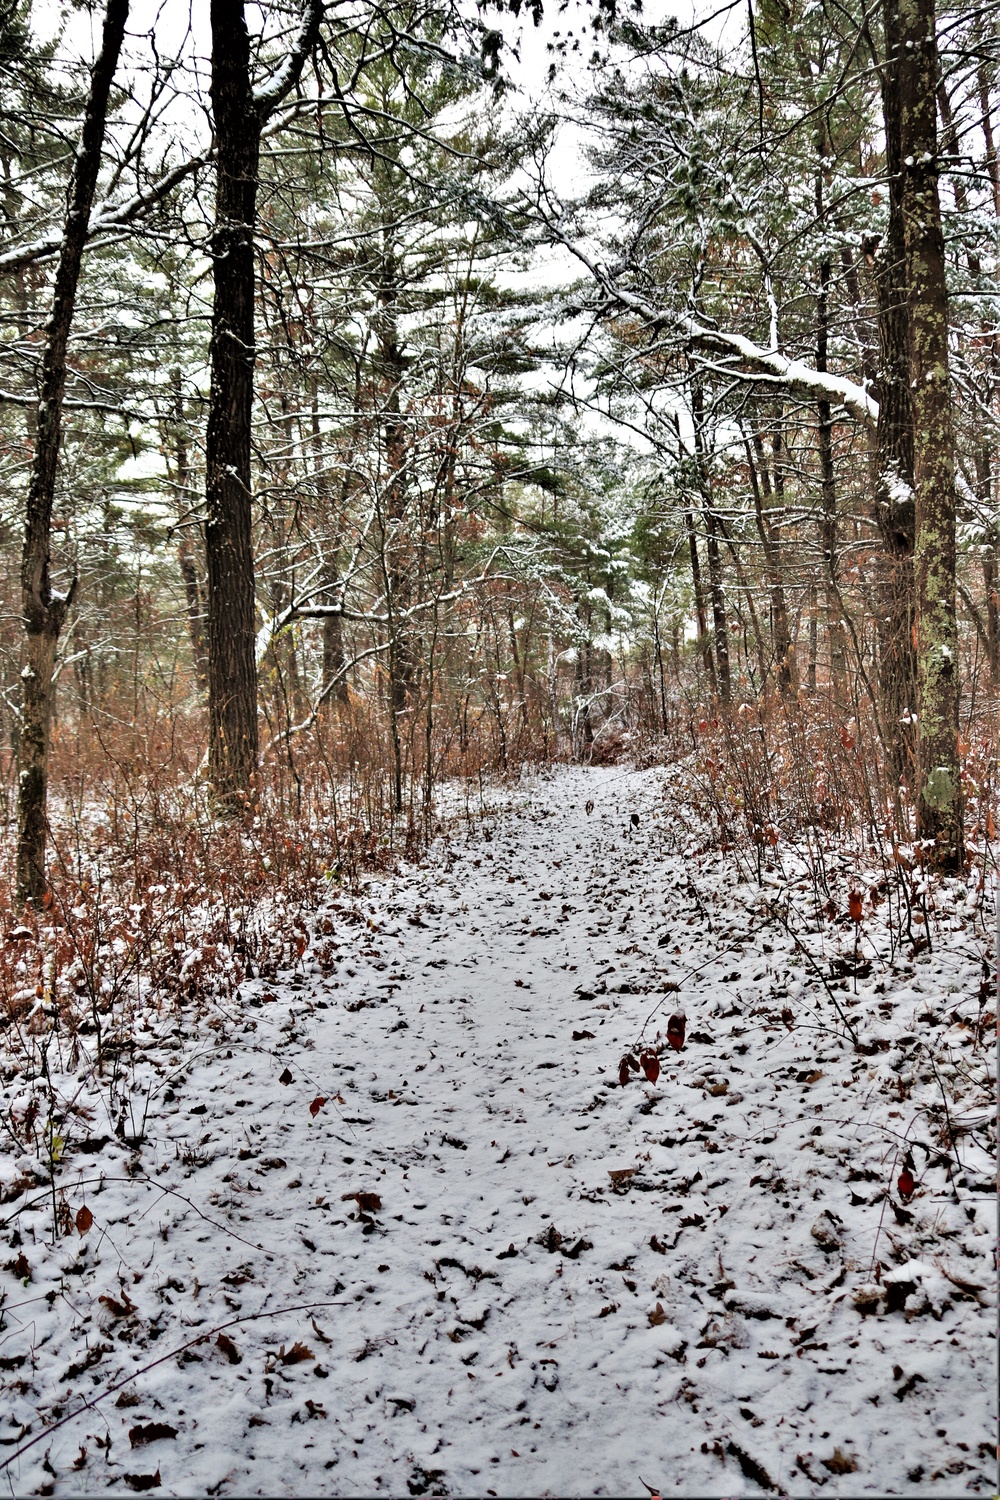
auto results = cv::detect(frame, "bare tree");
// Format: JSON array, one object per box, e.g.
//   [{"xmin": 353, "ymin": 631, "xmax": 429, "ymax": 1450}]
[{"xmin": 16, "ymin": 0, "xmax": 129, "ymax": 903}]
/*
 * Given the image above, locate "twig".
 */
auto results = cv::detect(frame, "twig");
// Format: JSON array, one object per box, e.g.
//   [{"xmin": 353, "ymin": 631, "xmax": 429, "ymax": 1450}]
[{"xmin": 0, "ymin": 1298, "xmax": 350, "ymax": 1474}]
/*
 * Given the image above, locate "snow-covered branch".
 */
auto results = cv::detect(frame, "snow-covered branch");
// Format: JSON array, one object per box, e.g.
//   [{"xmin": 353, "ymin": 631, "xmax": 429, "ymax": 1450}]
[{"xmin": 253, "ymin": 0, "xmax": 323, "ymax": 119}]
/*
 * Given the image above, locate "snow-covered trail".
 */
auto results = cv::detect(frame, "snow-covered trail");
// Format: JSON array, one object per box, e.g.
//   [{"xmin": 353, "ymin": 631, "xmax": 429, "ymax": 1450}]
[{"xmin": 1, "ymin": 766, "xmax": 994, "ymax": 1497}]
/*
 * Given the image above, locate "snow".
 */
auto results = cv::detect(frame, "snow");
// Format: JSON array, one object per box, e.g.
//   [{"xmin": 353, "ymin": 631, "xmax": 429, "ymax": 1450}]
[{"xmin": 0, "ymin": 766, "xmax": 995, "ymax": 1497}]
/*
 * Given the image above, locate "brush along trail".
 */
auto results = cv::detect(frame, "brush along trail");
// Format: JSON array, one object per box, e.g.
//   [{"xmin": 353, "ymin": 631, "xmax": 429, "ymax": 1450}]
[{"xmin": 0, "ymin": 765, "xmax": 994, "ymax": 1496}]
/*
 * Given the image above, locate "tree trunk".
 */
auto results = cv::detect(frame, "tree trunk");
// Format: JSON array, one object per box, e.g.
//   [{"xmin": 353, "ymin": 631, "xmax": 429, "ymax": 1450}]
[
  {"xmin": 204, "ymin": 0, "xmax": 261, "ymax": 809},
  {"xmin": 691, "ymin": 377, "xmax": 730, "ymax": 703},
  {"xmin": 170, "ymin": 370, "xmax": 208, "ymax": 693},
  {"xmin": 871, "ymin": 9, "xmax": 919, "ymax": 785},
  {"xmin": 896, "ymin": 0, "xmax": 963, "ymax": 867},
  {"xmin": 745, "ymin": 428, "xmax": 795, "ymax": 695},
  {"xmin": 16, "ymin": 0, "xmax": 128, "ymax": 903},
  {"xmin": 814, "ymin": 202, "xmax": 849, "ymax": 702}
]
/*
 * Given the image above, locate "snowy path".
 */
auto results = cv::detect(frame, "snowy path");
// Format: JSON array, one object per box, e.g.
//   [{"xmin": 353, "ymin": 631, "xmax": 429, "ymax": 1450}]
[{"xmin": 0, "ymin": 766, "xmax": 995, "ymax": 1497}]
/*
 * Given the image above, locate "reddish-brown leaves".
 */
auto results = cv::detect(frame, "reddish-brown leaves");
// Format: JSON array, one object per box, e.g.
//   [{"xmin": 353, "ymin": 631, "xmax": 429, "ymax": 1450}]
[
  {"xmin": 848, "ymin": 891, "xmax": 864, "ymax": 923},
  {"xmin": 618, "ymin": 1057, "xmax": 630, "ymax": 1086},
  {"xmin": 666, "ymin": 1012, "xmax": 686, "ymax": 1051},
  {"xmin": 309, "ymin": 1096, "xmax": 326, "ymax": 1118},
  {"xmin": 897, "ymin": 1167, "xmax": 915, "ymax": 1199},
  {"xmin": 640, "ymin": 1049, "xmax": 660, "ymax": 1084},
  {"xmin": 216, "ymin": 1333, "xmax": 241, "ymax": 1364},
  {"xmin": 75, "ymin": 1204, "xmax": 93, "ymax": 1236}
]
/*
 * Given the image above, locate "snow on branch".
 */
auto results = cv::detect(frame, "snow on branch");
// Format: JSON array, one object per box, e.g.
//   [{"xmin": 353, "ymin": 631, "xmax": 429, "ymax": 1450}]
[
  {"xmin": 552, "ymin": 229, "xmax": 879, "ymax": 434},
  {"xmin": 253, "ymin": 0, "xmax": 323, "ymax": 119},
  {"xmin": 0, "ymin": 154, "xmax": 210, "ymax": 279}
]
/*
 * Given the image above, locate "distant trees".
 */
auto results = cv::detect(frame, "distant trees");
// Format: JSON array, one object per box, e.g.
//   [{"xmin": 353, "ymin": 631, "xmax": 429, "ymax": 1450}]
[
  {"xmin": 559, "ymin": 0, "xmax": 997, "ymax": 865},
  {"xmin": 0, "ymin": 0, "xmax": 995, "ymax": 893}
]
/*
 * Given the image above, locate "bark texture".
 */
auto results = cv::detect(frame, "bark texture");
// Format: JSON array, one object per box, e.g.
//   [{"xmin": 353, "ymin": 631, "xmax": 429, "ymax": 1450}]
[
  {"xmin": 205, "ymin": 0, "xmax": 262, "ymax": 807},
  {"xmin": 895, "ymin": 0, "xmax": 963, "ymax": 867},
  {"xmin": 204, "ymin": 0, "xmax": 321, "ymax": 809},
  {"xmin": 16, "ymin": 0, "xmax": 129, "ymax": 903}
]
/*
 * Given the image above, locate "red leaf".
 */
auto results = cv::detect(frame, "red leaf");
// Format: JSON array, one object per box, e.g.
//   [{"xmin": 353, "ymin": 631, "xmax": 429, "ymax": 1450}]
[
  {"xmin": 897, "ymin": 1167, "xmax": 915, "ymax": 1199},
  {"xmin": 279, "ymin": 1068, "xmax": 293, "ymax": 1086},
  {"xmin": 619, "ymin": 1057, "xmax": 630, "ymax": 1087},
  {"xmin": 666, "ymin": 1012, "xmax": 686, "ymax": 1051},
  {"xmin": 309, "ymin": 1096, "xmax": 327, "ymax": 1117},
  {"xmin": 75, "ymin": 1204, "xmax": 93, "ymax": 1236},
  {"xmin": 640, "ymin": 1049, "xmax": 660, "ymax": 1084},
  {"xmin": 848, "ymin": 891, "xmax": 864, "ymax": 923}
]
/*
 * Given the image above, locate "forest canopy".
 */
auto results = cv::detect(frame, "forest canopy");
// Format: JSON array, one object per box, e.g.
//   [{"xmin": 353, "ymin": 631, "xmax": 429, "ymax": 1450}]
[{"xmin": 0, "ymin": 0, "xmax": 997, "ymax": 891}]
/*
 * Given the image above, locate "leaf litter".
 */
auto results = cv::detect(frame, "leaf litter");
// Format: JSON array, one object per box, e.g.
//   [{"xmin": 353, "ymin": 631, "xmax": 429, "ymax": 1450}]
[{"xmin": 0, "ymin": 766, "xmax": 994, "ymax": 1496}]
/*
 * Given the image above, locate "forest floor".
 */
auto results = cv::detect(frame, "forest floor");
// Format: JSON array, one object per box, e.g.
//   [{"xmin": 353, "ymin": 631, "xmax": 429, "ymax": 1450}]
[{"xmin": 0, "ymin": 764, "xmax": 996, "ymax": 1498}]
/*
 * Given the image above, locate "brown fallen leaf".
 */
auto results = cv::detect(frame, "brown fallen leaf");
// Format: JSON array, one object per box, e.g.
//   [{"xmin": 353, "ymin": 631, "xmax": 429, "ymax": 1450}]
[
  {"xmin": 280, "ymin": 1341, "xmax": 314, "ymax": 1366},
  {"xmin": 123, "ymin": 1473, "xmax": 161, "ymax": 1492},
  {"xmin": 572, "ymin": 1030, "xmax": 595, "ymax": 1041},
  {"xmin": 216, "ymin": 1333, "xmax": 241, "ymax": 1364},
  {"xmin": 648, "ymin": 1302, "xmax": 667, "ymax": 1326},
  {"xmin": 279, "ymin": 1068, "xmax": 294, "ymax": 1086},
  {"xmin": 311, "ymin": 1318, "xmax": 332, "ymax": 1344},
  {"xmin": 129, "ymin": 1424, "xmax": 177, "ymax": 1449},
  {"xmin": 341, "ymin": 1190, "xmax": 381, "ymax": 1212},
  {"xmin": 821, "ymin": 1448, "xmax": 859, "ymax": 1475},
  {"xmin": 608, "ymin": 1168, "xmax": 638, "ymax": 1183},
  {"xmin": 99, "ymin": 1291, "xmax": 136, "ymax": 1320}
]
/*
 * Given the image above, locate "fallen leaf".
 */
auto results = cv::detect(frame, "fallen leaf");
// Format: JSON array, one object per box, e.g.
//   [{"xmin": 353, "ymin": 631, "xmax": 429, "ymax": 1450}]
[
  {"xmin": 123, "ymin": 1472, "xmax": 161, "ymax": 1492},
  {"xmin": 341, "ymin": 1190, "xmax": 382, "ymax": 1212},
  {"xmin": 573, "ymin": 1030, "xmax": 595, "ymax": 1041},
  {"xmin": 75, "ymin": 1205, "xmax": 93, "ymax": 1236},
  {"xmin": 280, "ymin": 1341, "xmax": 314, "ymax": 1366},
  {"xmin": 648, "ymin": 1302, "xmax": 667, "ymax": 1326},
  {"xmin": 279, "ymin": 1068, "xmax": 294, "ymax": 1086},
  {"xmin": 821, "ymin": 1447, "xmax": 859, "ymax": 1474},
  {"xmin": 216, "ymin": 1334, "xmax": 241, "ymax": 1364},
  {"xmin": 99, "ymin": 1291, "xmax": 136, "ymax": 1320},
  {"xmin": 129, "ymin": 1424, "xmax": 177, "ymax": 1448}
]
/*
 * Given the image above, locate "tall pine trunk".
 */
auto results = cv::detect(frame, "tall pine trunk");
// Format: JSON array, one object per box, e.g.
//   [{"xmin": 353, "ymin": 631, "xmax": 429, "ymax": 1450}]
[
  {"xmin": 204, "ymin": 0, "xmax": 320, "ymax": 808},
  {"xmin": 205, "ymin": 0, "xmax": 261, "ymax": 808},
  {"xmin": 16, "ymin": 0, "xmax": 128, "ymax": 903},
  {"xmin": 873, "ymin": 0, "xmax": 919, "ymax": 788},
  {"xmin": 895, "ymin": 0, "xmax": 964, "ymax": 867}
]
